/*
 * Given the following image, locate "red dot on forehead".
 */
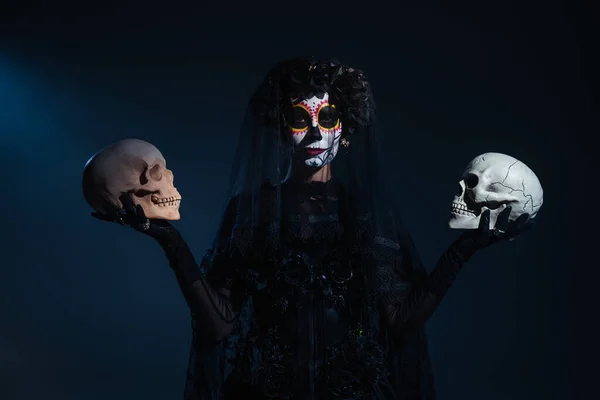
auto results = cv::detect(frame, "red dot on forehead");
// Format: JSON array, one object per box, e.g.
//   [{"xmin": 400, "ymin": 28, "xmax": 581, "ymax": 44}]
[{"xmin": 299, "ymin": 98, "xmax": 328, "ymax": 118}]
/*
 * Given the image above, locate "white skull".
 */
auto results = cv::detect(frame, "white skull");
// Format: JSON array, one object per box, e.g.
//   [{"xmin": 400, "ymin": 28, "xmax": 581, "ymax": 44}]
[
  {"xmin": 83, "ymin": 139, "xmax": 182, "ymax": 220},
  {"xmin": 449, "ymin": 152, "xmax": 543, "ymax": 230}
]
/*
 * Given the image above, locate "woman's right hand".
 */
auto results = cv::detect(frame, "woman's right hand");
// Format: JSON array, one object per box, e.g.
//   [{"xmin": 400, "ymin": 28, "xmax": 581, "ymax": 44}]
[{"xmin": 91, "ymin": 193, "xmax": 178, "ymax": 242}]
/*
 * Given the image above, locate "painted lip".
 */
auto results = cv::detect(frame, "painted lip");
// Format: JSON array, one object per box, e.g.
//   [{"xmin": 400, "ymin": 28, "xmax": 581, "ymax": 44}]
[{"xmin": 306, "ymin": 148, "xmax": 326, "ymax": 156}]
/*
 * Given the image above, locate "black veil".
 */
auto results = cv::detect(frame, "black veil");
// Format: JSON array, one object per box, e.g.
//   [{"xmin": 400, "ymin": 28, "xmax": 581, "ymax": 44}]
[
  {"xmin": 185, "ymin": 57, "xmax": 435, "ymax": 399},
  {"xmin": 219, "ymin": 56, "xmax": 410, "ymax": 254}
]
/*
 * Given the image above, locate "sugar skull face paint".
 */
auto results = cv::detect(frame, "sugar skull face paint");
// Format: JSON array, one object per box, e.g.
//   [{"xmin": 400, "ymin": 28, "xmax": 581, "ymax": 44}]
[{"xmin": 289, "ymin": 92, "xmax": 342, "ymax": 168}]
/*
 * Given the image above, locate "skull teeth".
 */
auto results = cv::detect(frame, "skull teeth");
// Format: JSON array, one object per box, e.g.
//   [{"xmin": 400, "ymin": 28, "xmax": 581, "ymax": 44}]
[
  {"xmin": 151, "ymin": 196, "xmax": 182, "ymax": 207},
  {"xmin": 451, "ymin": 201, "xmax": 476, "ymax": 216}
]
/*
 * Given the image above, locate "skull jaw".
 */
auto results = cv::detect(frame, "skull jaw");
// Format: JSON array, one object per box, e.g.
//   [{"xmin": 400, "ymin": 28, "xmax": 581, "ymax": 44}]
[
  {"xmin": 133, "ymin": 181, "xmax": 182, "ymax": 221},
  {"xmin": 144, "ymin": 204, "xmax": 181, "ymax": 220},
  {"xmin": 133, "ymin": 197, "xmax": 182, "ymax": 220},
  {"xmin": 449, "ymin": 193, "xmax": 482, "ymax": 229},
  {"xmin": 449, "ymin": 213, "xmax": 480, "ymax": 229},
  {"xmin": 448, "ymin": 205, "xmax": 506, "ymax": 230}
]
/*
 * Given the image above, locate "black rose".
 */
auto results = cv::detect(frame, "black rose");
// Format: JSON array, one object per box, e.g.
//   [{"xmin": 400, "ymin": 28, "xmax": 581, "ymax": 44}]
[
  {"xmin": 328, "ymin": 261, "xmax": 353, "ymax": 284},
  {"xmin": 322, "ymin": 337, "xmax": 388, "ymax": 399},
  {"xmin": 281, "ymin": 256, "xmax": 310, "ymax": 286},
  {"xmin": 263, "ymin": 365, "xmax": 293, "ymax": 399},
  {"xmin": 326, "ymin": 367, "xmax": 363, "ymax": 398}
]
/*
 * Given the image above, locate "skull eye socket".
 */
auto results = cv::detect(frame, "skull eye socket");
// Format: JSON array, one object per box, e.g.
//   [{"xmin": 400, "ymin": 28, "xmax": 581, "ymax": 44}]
[
  {"xmin": 465, "ymin": 173, "xmax": 479, "ymax": 188},
  {"xmin": 149, "ymin": 164, "xmax": 163, "ymax": 181}
]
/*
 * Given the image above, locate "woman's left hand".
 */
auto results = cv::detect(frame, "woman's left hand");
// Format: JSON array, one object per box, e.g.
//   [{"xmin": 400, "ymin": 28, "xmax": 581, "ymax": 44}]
[{"xmin": 457, "ymin": 206, "xmax": 536, "ymax": 254}]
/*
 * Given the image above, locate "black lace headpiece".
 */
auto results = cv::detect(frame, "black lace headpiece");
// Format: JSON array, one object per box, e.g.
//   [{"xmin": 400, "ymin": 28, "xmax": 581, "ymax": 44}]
[{"xmin": 251, "ymin": 57, "xmax": 376, "ymax": 142}]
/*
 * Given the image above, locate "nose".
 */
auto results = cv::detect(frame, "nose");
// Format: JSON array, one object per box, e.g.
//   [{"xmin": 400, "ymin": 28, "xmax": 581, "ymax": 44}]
[{"xmin": 307, "ymin": 126, "xmax": 322, "ymax": 141}]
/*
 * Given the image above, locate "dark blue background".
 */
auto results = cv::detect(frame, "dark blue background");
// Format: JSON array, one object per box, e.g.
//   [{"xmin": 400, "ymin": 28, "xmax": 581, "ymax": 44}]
[{"xmin": 0, "ymin": 2, "xmax": 591, "ymax": 399}]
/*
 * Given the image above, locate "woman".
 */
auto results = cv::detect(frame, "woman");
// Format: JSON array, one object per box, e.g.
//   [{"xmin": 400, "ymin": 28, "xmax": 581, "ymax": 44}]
[{"xmin": 93, "ymin": 57, "xmax": 532, "ymax": 399}]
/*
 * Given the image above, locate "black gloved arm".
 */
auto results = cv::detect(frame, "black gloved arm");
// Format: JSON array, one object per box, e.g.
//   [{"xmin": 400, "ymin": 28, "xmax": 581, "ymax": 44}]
[
  {"xmin": 155, "ymin": 227, "xmax": 239, "ymax": 341},
  {"xmin": 93, "ymin": 193, "xmax": 240, "ymax": 341},
  {"xmin": 382, "ymin": 240, "xmax": 471, "ymax": 333},
  {"xmin": 381, "ymin": 207, "xmax": 533, "ymax": 333}
]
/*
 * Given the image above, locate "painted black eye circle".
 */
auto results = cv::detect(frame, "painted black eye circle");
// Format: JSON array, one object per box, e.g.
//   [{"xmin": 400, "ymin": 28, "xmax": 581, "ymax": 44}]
[
  {"xmin": 290, "ymin": 107, "xmax": 309, "ymax": 129},
  {"xmin": 318, "ymin": 106, "xmax": 339, "ymax": 129}
]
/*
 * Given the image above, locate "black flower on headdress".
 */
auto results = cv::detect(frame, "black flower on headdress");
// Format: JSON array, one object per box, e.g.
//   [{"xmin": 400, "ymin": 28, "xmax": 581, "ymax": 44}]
[{"xmin": 251, "ymin": 57, "xmax": 376, "ymax": 142}]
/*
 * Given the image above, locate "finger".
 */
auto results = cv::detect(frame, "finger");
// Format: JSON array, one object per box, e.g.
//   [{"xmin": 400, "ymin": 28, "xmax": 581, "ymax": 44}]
[
  {"xmin": 119, "ymin": 192, "xmax": 137, "ymax": 214},
  {"xmin": 521, "ymin": 219, "xmax": 536, "ymax": 234},
  {"xmin": 135, "ymin": 204, "xmax": 148, "ymax": 220},
  {"xmin": 512, "ymin": 213, "xmax": 531, "ymax": 234},
  {"xmin": 495, "ymin": 206, "xmax": 512, "ymax": 232},
  {"xmin": 525, "ymin": 217, "xmax": 536, "ymax": 229},
  {"xmin": 479, "ymin": 209, "xmax": 491, "ymax": 234}
]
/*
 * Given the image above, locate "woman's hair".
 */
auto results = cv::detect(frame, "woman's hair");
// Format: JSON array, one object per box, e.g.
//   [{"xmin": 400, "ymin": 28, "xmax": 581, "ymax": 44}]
[{"xmin": 250, "ymin": 57, "xmax": 376, "ymax": 141}]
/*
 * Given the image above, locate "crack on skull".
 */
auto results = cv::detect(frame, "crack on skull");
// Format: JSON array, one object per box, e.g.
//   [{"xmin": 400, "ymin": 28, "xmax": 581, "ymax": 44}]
[
  {"xmin": 501, "ymin": 160, "xmax": 519, "ymax": 184},
  {"xmin": 521, "ymin": 181, "xmax": 533, "ymax": 211},
  {"xmin": 486, "ymin": 180, "xmax": 536, "ymax": 213},
  {"xmin": 521, "ymin": 180, "xmax": 543, "ymax": 211},
  {"xmin": 481, "ymin": 160, "xmax": 536, "ymax": 213}
]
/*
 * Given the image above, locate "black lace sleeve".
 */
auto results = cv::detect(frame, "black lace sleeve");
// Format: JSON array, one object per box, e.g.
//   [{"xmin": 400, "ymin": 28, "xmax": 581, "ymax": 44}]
[
  {"xmin": 368, "ymin": 235, "xmax": 470, "ymax": 333},
  {"xmin": 155, "ymin": 196, "xmax": 250, "ymax": 341}
]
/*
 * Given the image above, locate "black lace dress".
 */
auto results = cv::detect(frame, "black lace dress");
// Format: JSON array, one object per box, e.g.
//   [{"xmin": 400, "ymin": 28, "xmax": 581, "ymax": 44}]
[{"xmin": 182, "ymin": 181, "xmax": 438, "ymax": 400}]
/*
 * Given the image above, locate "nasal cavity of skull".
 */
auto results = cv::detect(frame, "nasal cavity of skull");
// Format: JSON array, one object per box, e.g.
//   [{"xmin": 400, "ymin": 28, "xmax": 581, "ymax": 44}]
[{"xmin": 461, "ymin": 173, "xmax": 480, "ymax": 211}]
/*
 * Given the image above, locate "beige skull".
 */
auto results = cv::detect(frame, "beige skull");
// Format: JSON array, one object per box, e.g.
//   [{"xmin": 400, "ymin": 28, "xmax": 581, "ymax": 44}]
[{"xmin": 83, "ymin": 139, "xmax": 182, "ymax": 220}]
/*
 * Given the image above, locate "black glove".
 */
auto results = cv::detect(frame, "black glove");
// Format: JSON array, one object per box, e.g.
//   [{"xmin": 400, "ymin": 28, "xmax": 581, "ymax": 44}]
[
  {"xmin": 454, "ymin": 206, "xmax": 536, "ymax": 259},
  {"xmin": 91, "ymin": 192, "xmax": 202, "ymax": 284},
  {"xmin": 91, "ymin": 195, "xmax": 239, "ymax": 336},
  {"xmin": 91, "ymin": 193, "xmax": 177, "ymax": 242}
]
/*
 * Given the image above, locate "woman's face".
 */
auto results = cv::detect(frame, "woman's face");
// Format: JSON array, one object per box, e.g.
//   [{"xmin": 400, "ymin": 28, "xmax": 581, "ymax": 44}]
[{"xmin": 288, "ymin": 92, "xmax": 342, "ymax": 168}]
